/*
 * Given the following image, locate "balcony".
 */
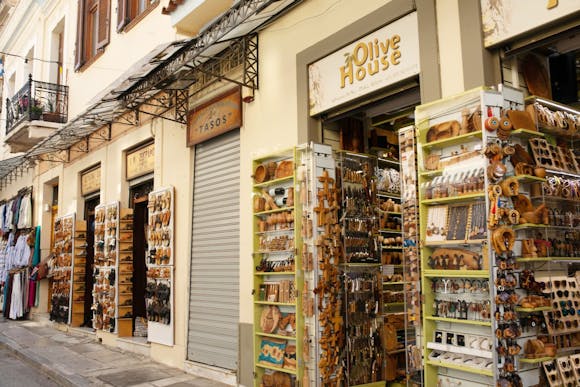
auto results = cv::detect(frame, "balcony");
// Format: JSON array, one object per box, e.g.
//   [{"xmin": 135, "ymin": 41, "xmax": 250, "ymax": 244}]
[{"xmin": 5, "ymin": 75, "xmax": 68, "ymax": 152}]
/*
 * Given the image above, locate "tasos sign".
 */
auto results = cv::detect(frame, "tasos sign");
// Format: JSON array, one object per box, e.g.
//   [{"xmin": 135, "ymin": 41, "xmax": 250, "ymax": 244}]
[{"xmin": 308, "ymin": 12, "xmax": 420, "ymax": 116}]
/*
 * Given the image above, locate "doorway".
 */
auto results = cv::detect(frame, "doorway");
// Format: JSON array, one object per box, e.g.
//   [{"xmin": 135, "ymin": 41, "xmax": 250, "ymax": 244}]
[
  {"xmin": 129, "ymin": 179, "xmax": 153, "ymax": 336},
  {"xmin": 82, "ymin": 195, "xmax": 99, "ymax": 328}
]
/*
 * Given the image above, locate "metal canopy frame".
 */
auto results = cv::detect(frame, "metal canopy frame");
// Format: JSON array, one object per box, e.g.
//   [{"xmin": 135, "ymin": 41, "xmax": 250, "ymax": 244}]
[{"xmin": 0, "ymin": 0, "xmax": 302, "ymax": 191}]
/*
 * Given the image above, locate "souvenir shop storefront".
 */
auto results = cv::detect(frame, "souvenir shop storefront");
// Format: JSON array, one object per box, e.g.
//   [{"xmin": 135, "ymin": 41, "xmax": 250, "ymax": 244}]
[{"xmin": 246, "ymin": 2, "xmax": 580, "ymax": 387}]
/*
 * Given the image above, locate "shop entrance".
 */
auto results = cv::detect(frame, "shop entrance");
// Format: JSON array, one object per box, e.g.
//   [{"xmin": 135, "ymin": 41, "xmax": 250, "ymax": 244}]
[
  {"xmin": 129, "ymin": 180, "xmax": 153, "ymax": 337},
  {"xmin": 82, "ymin": 195, "xmax": 99, "ymax": 327}
]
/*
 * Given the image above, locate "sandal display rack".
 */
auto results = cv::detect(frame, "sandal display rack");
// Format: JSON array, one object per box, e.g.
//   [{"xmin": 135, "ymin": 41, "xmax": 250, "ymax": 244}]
[
  {"xmin": 50, "ymin": 214, "xmax": 75, "ymax": 324},
  {"xmin": 93, "ymin": 202, "xmax": 119, "ymax": 333},
  {"xmin": 71, "ymin": 220, "xmax": 87, "ymax": 327},
  {"xmin": 252, "ymin": 148, "xmax": 303, "ymax": 386},
  {"xmin": 146, "ymin": 186, "xmax": 174, "ymax": 345}
]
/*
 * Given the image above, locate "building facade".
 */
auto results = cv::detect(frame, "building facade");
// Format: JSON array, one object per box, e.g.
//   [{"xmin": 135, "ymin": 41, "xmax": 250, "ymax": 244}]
[{"xmin": 0, "ymin": 0, "xmax": 578, "ymax": 386}]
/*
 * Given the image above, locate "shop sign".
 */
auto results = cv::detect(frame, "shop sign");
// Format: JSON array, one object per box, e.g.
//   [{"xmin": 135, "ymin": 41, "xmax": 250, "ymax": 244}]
[
  {"xmin": 187, "ymin": 88, "xmax": 242, "ymax": 146},
  {"xmin": 81, "ymin": 166, "xmax": 100, "ymax": 196},
  {"xmin": 308, "ymin": 12, "xmax": 420, "ymax": 116},
  {"xmin": 482, "ymin": 0, "xmax": 580, "ymax": 47},
  {"xmin": 126, "ymin": 142, "xmax": 155, "ymax": 180}
]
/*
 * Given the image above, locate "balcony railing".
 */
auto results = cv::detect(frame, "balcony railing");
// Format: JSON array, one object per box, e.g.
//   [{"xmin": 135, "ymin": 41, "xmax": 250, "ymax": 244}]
[{"xmin": 5, "ymin": 75, "xmax": 68, "ymax": 135}]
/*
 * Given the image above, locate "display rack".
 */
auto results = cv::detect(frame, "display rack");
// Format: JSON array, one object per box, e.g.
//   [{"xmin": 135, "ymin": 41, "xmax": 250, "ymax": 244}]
[
  {"xmin": 336, "ymin": 151, "xmax": 385, "ymax": 386},
  {"xmin": 71, "ymin": 220, "xmax": 87, "ymax": 327},
  {"xmin": 252, "ymin": 149, "xmax": 302, "ymax": 386},
  {"xmin": 398, "ymin": 126, "xmax": 423, "ymax": 387},
  {"xmin": 117, "ymin": 208, "xmax": 133, "ymax": 337},
  {"xmin": 50, "ymin": 214, "xmax": 75, "ymax": 324},
  {"xmin": 146, "ymin": 186, "xmax": 174, "ymax": 345},
  {"xmin": 417, "ymin": 88, "xmax": 497, "ymax": 387},
  {"xmin": 416, "ymin": 86, "xmax": 579, "ymax": 386},
  {"xmin": 92, "ymin": 202, "xmax": 119, "ymax": 333}
]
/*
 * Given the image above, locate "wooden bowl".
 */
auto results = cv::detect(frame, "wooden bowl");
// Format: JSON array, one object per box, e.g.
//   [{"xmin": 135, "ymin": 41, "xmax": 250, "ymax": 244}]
[{"xmin": 254, "ymin": 164, "xmax": 267, "ymax": 183}]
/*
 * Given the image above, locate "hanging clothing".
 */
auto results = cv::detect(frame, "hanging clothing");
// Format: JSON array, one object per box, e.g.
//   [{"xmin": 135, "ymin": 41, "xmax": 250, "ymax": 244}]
[
  {"xmin": 32, "ymin": 226, "xmax": 41, "ymax": 266},
  {"xmin": 17, "ymin": 194, "xmax": 32, "ymax": 230},
  {"xmin": 0, "ymin": 204, "xmax": 5, "ymax": 233},
  {"xmin": 4, "ymin": 200, "xmax": 13, "ymax": 232},
  {"xmin": 9, "ymin": 272, "xmax": 23, "ymax": 319},
  {"xmin": 11, "ymin": 196, "xmax": 21, "ymax": 230}
]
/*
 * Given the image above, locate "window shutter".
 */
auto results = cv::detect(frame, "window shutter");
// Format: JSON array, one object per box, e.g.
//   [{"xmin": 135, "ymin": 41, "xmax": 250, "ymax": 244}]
[
  {"xmin": 96, "ymin": 0, "xmax": 110, "ymax": 49},
  {"xmin": 117, "ymin": 0, "xmax": 128, "ymax": 32},
  {"xmin": 74, "ymin": 0, "xmax": 85, "ymax": 70}
]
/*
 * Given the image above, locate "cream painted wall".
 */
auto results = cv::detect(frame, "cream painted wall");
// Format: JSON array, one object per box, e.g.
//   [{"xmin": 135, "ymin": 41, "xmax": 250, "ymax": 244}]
[
  {"xmin": 436, "ymin": 0, "xmax": 465, "ymax": 96},
  {"xmin": 66, "ymin": 3, "xmax": 177, "ymax": 118},
  {"xmin": 239, "ymin": 0, "xmax": 395, "ymax": 325}
]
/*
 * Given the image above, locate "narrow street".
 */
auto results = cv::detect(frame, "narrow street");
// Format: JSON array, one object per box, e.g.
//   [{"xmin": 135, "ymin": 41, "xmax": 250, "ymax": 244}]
[{"xmin": 0, "ymin": 347, "xmax": 61, "ymax": 387}]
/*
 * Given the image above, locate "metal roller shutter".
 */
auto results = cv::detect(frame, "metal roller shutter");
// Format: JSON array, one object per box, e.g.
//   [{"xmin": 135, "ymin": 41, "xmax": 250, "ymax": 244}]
[{"xmin": 188, "ymin": 129, "xmax": 240, "ymax": 370}]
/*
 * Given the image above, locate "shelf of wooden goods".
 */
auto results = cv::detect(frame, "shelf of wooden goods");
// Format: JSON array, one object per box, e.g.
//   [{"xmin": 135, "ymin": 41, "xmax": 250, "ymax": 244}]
[
  {"xmin": 71, "ymin": 220, "xmax": 87, "ymax": 327},
  {"xmin": 417, "ymin": 88, "xmax": 497, "ymax": 387},
  {"xmin": 252, "ymin": 149, "xmax": 303, "ymax": 385}
]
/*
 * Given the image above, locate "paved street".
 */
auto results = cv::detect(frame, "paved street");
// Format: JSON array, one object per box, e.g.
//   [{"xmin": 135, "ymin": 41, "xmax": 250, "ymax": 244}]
[
  {"xmin": 0, "ymin": 347, "xmax": 61, "ymax": 387},
  {"xmin": 0, "ymin": 318, "xmax": 232, "ymax": 387}
]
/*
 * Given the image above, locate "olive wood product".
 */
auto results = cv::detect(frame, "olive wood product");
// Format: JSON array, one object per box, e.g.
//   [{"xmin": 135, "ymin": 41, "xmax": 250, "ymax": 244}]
[
  {"xmin": 275, "ymin": 160, "xmax": 294, "ymax": 179},
  {"xmin": 500, "ymin": 177, "xmax": 520, "ymax": 197},
  {"xmin": 510, "ymin": 144, "xmax": 535, "ymax": 168},
  {"xmin": 521, "ymin": 54, "xmax": 551, "ymax": 99},
  {"xmin": 254, "ymin": 164, "xmax": 267, "ymax": 183},
  {"xmin": 428, "ymin": 248, "xmax": 481, "ymax": 270},
  {"xmin": 260, "ymin": 305, "xmax": 282, "ymax": 333},
  {"xmin": 512, "ymin": 194, "xmax": 549, "ymax": 225},
  {"xmin": 506, "ymin": 109, "xmax": 536, "ymax": 131},
  {"xmin": 426, "ymin": 120, "xmax": 460, "ymax": 143},
  {"xmin": 491, "ymin": 226, "xmax": 515, "ymax": 254}
]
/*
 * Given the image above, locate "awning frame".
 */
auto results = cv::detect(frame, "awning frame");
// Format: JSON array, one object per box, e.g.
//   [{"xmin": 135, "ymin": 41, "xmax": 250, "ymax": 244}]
[{"xmin": 0, "ymin": 0, "xmax": 302, "ymax": 190}]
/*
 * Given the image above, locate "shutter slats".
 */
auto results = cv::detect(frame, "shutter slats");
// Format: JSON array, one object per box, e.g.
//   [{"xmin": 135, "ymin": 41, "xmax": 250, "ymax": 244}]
[
  {"xmin": 96, "ymin": 0, "xmax": 110, "ymax": 48},
  {"xmin": 74, "ymin": 0, "xmax": 85, "ymax": 70},
  {"xmin": 188, "ymin": 130, "xmax": 240, "ymax": 370}
]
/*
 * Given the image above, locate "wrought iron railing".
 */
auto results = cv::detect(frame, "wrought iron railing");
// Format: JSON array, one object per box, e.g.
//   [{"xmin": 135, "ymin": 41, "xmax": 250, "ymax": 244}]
[{"xmin": 5, "ymin": 74, "xmax": 68, "ymax": 135}]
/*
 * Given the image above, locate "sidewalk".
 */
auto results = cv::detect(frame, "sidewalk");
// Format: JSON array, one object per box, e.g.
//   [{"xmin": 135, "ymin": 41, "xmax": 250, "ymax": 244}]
[{"xmin": 0, "ymin": 317, "xmax": 232, "ymax": 387}]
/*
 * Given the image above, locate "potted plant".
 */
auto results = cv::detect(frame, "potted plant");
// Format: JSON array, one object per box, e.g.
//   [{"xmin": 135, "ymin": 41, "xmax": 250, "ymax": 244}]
[
  {"xmin": 29, "ymin": 104, "xmax": 43, "ymax": 120},
  {"xmin": 42, "ymin": 98, "xmax": 62, "ymax": 123}
]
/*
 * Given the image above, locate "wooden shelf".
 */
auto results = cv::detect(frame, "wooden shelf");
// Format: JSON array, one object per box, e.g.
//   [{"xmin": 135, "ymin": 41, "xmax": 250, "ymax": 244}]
[
  {"xmin": 424, "ymin": 270, "xmax": 489, "ymax": 278},
  {"xmin": 378, "ymin": 192, "xmax": 401, "ymax": 200},
  {"xmin": 519, "ymin": 356, "xmax": 555, "ymax": 364},
  {"xmin": 254, "ymin": 271, "xmax": 296, "ymax": 276},
  {"xmin": 427, "ymin": 342, "xmax": 493, "ymax": 359},
  {"xmin": 515, "ymin": 306, "xmax": 552, "ymax": 313},
  {"xmin": 421, "ymin": 192, "xmax": 484, "ymax": 205},
  {"xmin": 254, "ymin": 301, "xmax": 296, "ymax": 306},
  {"xmin": 255, "ymin": 332, "xmax": 296, "ymax": 341},
  {"xmin": 425, "ymin": 360, "xmax": 493, "ymax": 377},
  {"xmin": 253, "ymin": 175, "xmax": 293, "ymax": 188},
  {"xmin": 424, "ymin": 239, "xmax": 485, "ymax": 247},
  {"xmin": 515, "ymin": 174, "xmax": 546, "ymax": 184},
  {"xmin": 377, "ymin": 157, "xmax": 400, "ymax": 167},
  {"xmin": 424, "ymin": 316, "xmax": 492, "ymax": 326},
  {"xmin": 422, "ymin": 131, "xmax": 483, "ymax": 150},
  {"xmin": 379, "ymin": 229, "xmax": 402, "ymax": 233},
  {"xmin": 380, "ymin": 211, "xmax": 402, "ymax": 216},
  {"xmin": 254, "ymin": 206, "xmax": 295, "ymax": 216},
  {"xmin": 255, "ymin": 363, "xmax": 297, "ymax": 375},
  {"xmin": 513, "ymin": 223, "xmax": 549, "ymax": 230},
  {"xmin": 420, "ymin": 170, "xmax": 443, "ymax": 178},
  {"xmin": 511, "ymin": 128, "xmax": 545, "ymax": 138}
]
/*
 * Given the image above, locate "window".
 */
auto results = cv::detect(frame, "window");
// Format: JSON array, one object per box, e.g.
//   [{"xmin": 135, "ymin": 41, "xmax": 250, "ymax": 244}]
[
  {"xmin": 75, "ymin": 0, "xmax": 111, "ymax": 71},
  {"xmin": 117, "ymin": 0, "xmax": 158, "ymax": 32}
]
